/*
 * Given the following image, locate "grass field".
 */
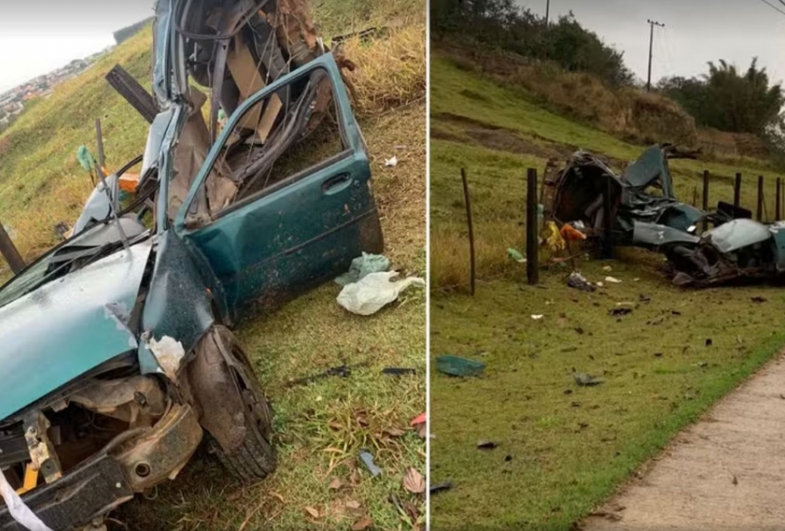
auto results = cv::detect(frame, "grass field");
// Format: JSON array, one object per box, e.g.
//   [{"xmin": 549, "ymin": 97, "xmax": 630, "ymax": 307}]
[
  {"xmin": 0, "ymin": 3, "xmax": 426, "ymax": 530},
  {"xmin": 429, "ymin": 51, "xmax": 785, "ymax": 530}
]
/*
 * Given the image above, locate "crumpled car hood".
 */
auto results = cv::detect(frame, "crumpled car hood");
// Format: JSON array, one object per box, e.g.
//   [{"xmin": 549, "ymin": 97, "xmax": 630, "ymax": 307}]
[{"xmin": 0, "ymin": 240, "xmax": 153, "ymax": 422}]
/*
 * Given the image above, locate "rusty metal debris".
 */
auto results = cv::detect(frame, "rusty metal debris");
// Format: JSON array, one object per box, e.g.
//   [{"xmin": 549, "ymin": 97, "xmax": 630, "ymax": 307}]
[{"xmin": 544, "ymin": 144, "xmax": 785, "ymax": 287}]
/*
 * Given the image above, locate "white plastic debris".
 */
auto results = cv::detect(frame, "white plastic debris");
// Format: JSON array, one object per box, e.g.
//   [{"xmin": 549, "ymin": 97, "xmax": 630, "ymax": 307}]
[
  {"xmin": 384, "ymin": 156, "xmax": 398, "ymax": 167},
  {"xmin": 148, "ymin": 336, "xmax": 186, "ymax": 380},
  {"xmin": 0, "ymin": 469, "xmax": 53, "ymax": 531},
  {"xmin": 531, "ymin": 315, "xmax": 544, "ymax": 320},
  {"xmin": 602, "ymin": 265, "xmax": 613, "ymax": 272},
  {"xmin": 605, "ymin": 276, "xmax": 622, "ymax": 284},
  {"xmin": 596, "ymin": 282, "xmax": 604, "ymax": 287},
  {"xmin": 337, "ymin": 271, "xmax": 424, "ymax": 316}
]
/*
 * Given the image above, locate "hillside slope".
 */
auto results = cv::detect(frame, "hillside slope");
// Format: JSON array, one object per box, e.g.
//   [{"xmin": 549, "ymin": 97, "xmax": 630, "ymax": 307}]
[{"xmin": 430, "ymin": 54, "xmax": 784, "ymax": 289}]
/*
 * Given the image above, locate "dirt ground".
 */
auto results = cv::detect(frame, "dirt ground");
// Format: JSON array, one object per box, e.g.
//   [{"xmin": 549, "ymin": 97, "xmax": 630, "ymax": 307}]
[{"xmin": 581, "ymin": 350, "xmax": 785, "ymax": 531}]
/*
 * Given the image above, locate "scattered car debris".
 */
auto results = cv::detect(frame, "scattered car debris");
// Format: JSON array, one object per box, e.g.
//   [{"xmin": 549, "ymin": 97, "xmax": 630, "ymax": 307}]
[
  {"xmin": 337, "ymin": 271, "xmax": 425, "ymax": 315},
  {"xmin": 605, "ymin": 276, "xmax": 622, "ymax": 284},
  {"xmin": 358, "ymin": 450, "xmax": 382, "ymax": 477},
  {"xmin": 436, "ymin": 355, "xmax": 486, "ymax": 377},
  {"xmin": 430, "ymin": 481, "xmax": 454, "ymax": 495},
  {"xmin": 384, "ymin": 155, "xmax": 398, "ymax": 167},
  {"xmin": 382, "ymin": 367, "xmax": 417, "ymax": 376},
  {"xmin": 567, "ymin": 271, "xmax": 595, "ymax": 292},
  {"xmin": 477, "ymin": 440, "xmax": 499, "ymax": 450},
  {"xmin": 531, "ymin": 314, "xmax": 545, "ymax": 320},
  {"xmin": 573, "ymin": 372, "xmax": 605, "ymax": 386},
  {"xmin": 542, "ymin": 221, "xmax": 566, "ymax": 253},
  {"xmin": 287, "ymin": 362, "xmax": 370, "ymax": 387},
  {"xmin": 609, "ymin": 307, "xmax": 633, "ymax": 317},
  {"xmin": 335, "ymin": 253, "xmax": 391, "ymax": 286},
  {"xmin": 0, "ymin": 0, "xmax": 387, "ymax": 528},
  {"xmin": 507, "ymin": 248, "xmax": 527, "ymax": 263}
]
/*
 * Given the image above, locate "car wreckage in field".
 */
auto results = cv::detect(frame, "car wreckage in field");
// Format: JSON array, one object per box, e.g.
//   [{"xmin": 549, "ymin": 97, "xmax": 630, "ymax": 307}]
[
  {"xmin": 0, "ymin": 0, "xmax": 382, "ymax": 529},
  {"xmin": 543, "ymin": 144, "xmax": 785, "ymax": 287}
]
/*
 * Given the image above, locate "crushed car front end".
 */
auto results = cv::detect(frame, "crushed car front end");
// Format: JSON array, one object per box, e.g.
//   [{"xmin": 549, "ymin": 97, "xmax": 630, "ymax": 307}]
[{"xmin": 0, "ymin": 233, "xmax": 203, "ymax": 531}]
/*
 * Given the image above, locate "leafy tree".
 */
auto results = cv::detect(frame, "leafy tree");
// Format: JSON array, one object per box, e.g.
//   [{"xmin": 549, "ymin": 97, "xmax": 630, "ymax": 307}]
[
  {"xmin": 659, "ymin": 59, "xmax": 784, "ymax": 135},
  {"xmin": 431, "ymin": 0, "xmax": 634, "ymax": 86}
]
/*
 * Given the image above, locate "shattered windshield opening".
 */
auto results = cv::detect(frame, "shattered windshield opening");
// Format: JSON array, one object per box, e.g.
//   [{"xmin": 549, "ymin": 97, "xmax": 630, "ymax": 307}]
[{"xmin": 0, "ymin": 219, "xmax": 149, "ymax": 310}]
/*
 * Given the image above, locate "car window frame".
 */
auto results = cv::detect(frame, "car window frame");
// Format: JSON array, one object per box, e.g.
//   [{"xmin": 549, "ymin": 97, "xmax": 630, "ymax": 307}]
[{"xmin": 173, "ymin": 53, "xmax": 358, "ymax": 232}]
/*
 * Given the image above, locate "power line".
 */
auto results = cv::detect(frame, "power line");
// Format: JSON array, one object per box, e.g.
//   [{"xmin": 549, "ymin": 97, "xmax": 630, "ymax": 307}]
[{"xmin": 758, "ymin": 0, "xmax": 785, "ymax": 16}]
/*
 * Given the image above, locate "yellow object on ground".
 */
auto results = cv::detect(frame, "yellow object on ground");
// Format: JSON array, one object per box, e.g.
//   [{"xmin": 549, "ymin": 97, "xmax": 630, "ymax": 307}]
[{"xmin": 541, "ymin": 220, "xmax": 566, "ymax": 253}]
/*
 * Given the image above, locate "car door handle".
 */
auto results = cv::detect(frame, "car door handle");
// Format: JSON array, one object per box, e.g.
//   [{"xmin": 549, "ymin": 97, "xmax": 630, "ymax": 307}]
[{"xmin": 322, "ymin": 173, "xmax": 353, "ymax": 195}]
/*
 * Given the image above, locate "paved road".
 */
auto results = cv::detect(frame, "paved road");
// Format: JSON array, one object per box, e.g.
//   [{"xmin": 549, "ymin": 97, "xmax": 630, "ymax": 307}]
[{"xmin": 581, "ymin": 353, "xmax": 785, "ymax": 531}]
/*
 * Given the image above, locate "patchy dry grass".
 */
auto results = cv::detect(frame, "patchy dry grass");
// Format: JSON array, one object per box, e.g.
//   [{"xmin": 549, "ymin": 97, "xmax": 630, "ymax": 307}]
[
  {"xmin": 0, "ymin": 2, "xmax": 425, "ymax": 530},
  {"xmin": 341, "ymin": 24, "xmax": 426, "ymax": 115},
  {"xmin": 429, "ymin": 52, "xmax": 785, "ymax": 530}
]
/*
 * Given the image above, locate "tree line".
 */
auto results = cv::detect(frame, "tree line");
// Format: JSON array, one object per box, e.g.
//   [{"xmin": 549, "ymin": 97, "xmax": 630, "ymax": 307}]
[{"xmin": 432, "ymin": 0, "xmax": 784, "ymax": 139}]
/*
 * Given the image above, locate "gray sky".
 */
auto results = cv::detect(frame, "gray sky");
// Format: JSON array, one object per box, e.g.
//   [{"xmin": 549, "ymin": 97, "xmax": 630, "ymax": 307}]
[
  {"xmin": 0, "ymin": 1, "xmax": 155, "ymax": 93},
  {"xmin": 520, "ymin": 0, "xmax": 785, "ymax": 86}
]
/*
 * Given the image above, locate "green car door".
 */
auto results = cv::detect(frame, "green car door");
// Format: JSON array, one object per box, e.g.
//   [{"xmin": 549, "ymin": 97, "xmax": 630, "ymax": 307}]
[{"xmin": 173, "ymin": 54, "xmax": 383, "ymax": 316}]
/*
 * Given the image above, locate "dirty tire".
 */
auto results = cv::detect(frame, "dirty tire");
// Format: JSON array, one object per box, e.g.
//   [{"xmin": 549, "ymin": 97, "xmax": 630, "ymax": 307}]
[{"xmin": 207, "ymin": 326, "xmax": 276, "ymax": 480}]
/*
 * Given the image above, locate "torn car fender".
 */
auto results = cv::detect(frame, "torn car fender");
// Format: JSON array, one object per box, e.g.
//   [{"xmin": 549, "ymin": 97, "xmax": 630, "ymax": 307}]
[{"xmin": 138, "ymin": 230, "xmax": 221, "ymax": 376}]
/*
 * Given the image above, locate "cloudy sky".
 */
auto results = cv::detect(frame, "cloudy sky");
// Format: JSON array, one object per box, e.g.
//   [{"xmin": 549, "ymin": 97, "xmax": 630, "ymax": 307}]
[
  {"xmin": 0, "ymin": 1, "xmax": 155, "ymax": 93},
  {"xmin": 520, "ymin": 0, "xmax": 785, "ymax": 86}
]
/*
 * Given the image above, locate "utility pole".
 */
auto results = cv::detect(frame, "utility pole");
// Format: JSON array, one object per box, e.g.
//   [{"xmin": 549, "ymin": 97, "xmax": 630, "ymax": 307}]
[
  {"xmin": 646, "ymin": 19, "xmax": 665, "ymax": 91},
  {"xmin": 545, "ymin": 0, "xmax": 550, "ymax": 26}
]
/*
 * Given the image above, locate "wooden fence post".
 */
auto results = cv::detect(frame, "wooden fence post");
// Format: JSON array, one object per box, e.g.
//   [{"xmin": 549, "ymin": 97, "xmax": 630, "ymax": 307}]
[
  {"xmin": 0, "ymin": 223, "xmax": 24, "ymax": 274},
  {"xmin": 757, "ymin": 175, "xmax": 764, "ymax": 221},
  {"xmin": 777, "ymin": 177, "xmax": 782, "ymax": 220},
  {"xmin": 702, "ymin": 170, "xmax": 710, "ymax": 232},
  {"xmin": 526, "ymin": 168, "xmax": 539, "ymax": 286},
  {"xmin": 461, "ymin": 168, "xmax": 476, "ymax": 296},
  {"xmin": 734, "ymin": 173, "xmax": 742, "ymax": 208}
]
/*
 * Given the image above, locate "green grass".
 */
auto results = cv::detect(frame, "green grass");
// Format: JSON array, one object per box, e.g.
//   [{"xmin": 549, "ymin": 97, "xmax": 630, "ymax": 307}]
[
  {"xmin": 0, "ymin": 2, "xmax": 426, "ymax": 530},
  {"xmin": 430, "ymin": 263, "xmax": 785, "ymax": 531},
  {"xmin": 429, "ymin": 52, "xmax": 785, "ymax": 530}
]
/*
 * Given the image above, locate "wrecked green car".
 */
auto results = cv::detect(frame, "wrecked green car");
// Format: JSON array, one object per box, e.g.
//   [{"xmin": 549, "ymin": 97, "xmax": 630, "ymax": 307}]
[
  {"xmin": 0, "ymin": 1, "xmax": 382, "ymax": 529},
  {"xmin": 544, "ymin": 144, "xmax": 785, "ymax": 287}
]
